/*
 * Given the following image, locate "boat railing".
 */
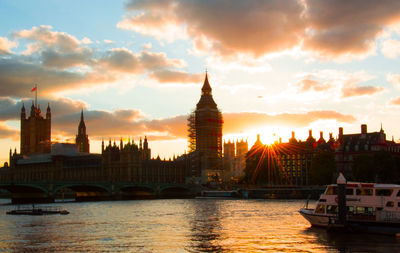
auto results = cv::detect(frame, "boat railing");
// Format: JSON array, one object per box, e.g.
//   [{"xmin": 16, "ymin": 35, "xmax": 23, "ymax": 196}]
[{"xmin": 376, "ymin": 210, "xmax": 400, "ymax": 223}]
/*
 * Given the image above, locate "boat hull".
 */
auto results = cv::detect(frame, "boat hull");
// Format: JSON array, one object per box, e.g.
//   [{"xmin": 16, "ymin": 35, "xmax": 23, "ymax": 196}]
[{"xmin": 299, "ymin": 208, "xmax": 332, "ymax": 227}]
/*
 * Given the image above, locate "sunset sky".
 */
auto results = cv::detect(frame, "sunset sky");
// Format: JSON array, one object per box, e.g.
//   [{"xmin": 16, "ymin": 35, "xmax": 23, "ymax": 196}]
[{"xmin": 2, "ymin": 0, "xmax": 400, "ymax": 164}]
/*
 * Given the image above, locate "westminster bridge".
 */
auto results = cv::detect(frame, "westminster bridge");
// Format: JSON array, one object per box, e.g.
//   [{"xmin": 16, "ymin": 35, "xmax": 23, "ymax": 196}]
[
  {"xmin": 0, "ymin": 151, "xmax": 196, "ymax": 203},
  {"xmin": 0, "ymin": 180, "xmax": 195, "ymax": 203}
]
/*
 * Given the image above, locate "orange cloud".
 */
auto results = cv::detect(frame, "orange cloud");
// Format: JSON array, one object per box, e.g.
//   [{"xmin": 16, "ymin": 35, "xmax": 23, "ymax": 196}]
[
  {"xmin": 149, "ymin": 69, "xmax": 203, "ymax": 83},
  {"xmin": 389, "ymin": 97, "xmax": 400, "ymax": 105},
  {"xmin": 0, "ymin": 123, "xmax": 18, "ymax": 140},
  {"xmin": 342, "ymin": 86, "xmax": 384, "ymax": 98},
  {"xmin": 296, "ymin": 78, "xmax": 331, "ymax": 92}
]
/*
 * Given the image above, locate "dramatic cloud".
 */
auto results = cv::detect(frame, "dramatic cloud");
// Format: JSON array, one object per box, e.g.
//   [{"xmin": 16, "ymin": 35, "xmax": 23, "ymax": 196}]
[
  {"xmin": 303, "ymin": 0, "xmax": 400, "ymax": 59},
  {"xmin": 387, "ymin": 73, "xmax": 400, "ymax": 89},
  {"xmin": 381, "ymin": 39, "xmax": 400, "ymax": 59},
  {"xmin": 389, "ymin": 97, "xmax": 400, "ymax": 106},
  {"xmin": 12, "ymin": 25, "xmax": 84, "ymax": 53},
  {"xmin": 0, "ymin": 26, "xmax": 203, "ymax": 98},
  {"xmin": 119, "ymin": 0, "xmax": 400, "ymax": 60},
  {"xmin": 0, "ymin": 58, "xmax": 115, "ymax": 97},
  {"xmin": 0, "ymin": 37, "xmax": 16, "ymax": 55},
  {"xmin": 119, "ymin": 0, "xmax": 305, "ymax": 57},
  {"xmin": 100, "ymin": 48, "xmax": 185, "ymax": 73}
]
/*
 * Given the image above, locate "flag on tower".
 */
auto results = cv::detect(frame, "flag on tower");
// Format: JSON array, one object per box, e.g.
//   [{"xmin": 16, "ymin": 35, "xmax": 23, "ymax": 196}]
[{"xmin": 31, "ymin": 86, "xmax": 37, "ymax": 92}]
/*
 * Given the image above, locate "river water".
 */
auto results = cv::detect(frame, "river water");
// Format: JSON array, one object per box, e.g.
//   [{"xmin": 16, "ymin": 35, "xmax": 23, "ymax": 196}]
[{"xmin": 1, "ymin": 199, "xmax": 400, "ymax": 252}]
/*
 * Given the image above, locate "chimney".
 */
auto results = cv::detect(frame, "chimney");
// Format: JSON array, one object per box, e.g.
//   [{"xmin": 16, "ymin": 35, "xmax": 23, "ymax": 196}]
[
  {"xmin": 361, "ymin": 124, "xmax": 367, "ymax": 134},
  {"xmin": 339, "ymin": 127, "xmax": 343, "ymax": 138},
  {"xmin": 292, "ymin": 131, "xmax": 295, "ymax": 139},
  {"xmin": 309, "ymin": 129, "xmax": 312, "ymax": 137},
  {"xmin": 320, "ymin": 131, "xmax": 323, "ymax": 139}
]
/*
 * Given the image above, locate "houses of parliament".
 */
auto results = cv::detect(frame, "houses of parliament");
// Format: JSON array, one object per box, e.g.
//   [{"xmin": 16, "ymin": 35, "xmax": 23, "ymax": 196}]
[{"xmin": 1, "ymin": 73, "xmax": 243, "ymax": 186}]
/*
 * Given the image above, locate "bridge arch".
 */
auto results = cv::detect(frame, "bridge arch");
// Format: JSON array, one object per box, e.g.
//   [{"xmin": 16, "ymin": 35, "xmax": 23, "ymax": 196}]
[
  {"xmin": 159, "ymin": 185, "xmax": 192, "ymax": 198},
  {"xmin": 0, "ymin": 183, "xmax": 48, "ymax": 194},
  {"xmin": 54, "ymin": 183, "xmax": 110, "ymax": 194}
]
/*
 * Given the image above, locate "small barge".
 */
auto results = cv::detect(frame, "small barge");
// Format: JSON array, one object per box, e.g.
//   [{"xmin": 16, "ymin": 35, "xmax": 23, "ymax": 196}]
[{"xmin": 6, "ymin": 205, "xmax": 69, "ymax": 215}]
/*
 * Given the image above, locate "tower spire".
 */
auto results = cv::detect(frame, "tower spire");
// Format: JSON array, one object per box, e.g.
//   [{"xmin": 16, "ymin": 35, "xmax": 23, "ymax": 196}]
[{"xmin": 201, "ymin": 71, "xmax": 212, "ymax": 95}]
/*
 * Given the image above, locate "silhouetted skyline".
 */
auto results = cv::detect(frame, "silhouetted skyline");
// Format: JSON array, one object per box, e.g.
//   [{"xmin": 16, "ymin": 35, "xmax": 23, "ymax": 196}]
[{"xmin": 1, "ymin": 0, "xmax": 400, "ymax": 164}]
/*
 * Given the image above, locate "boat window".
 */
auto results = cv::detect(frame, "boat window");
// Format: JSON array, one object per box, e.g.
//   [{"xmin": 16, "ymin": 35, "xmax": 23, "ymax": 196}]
[
  {"xmin": 356, "ymin": 188, "xmax": 373, "ymax": 196},
  {"xmin": 327, "ymin": 205, "xmax": 338, "ymax": 214},
  {"xmin": 319, "ymin": 199, "xmax": 326, "ymax": 202},
  {"xmin": 398, "ymin": 202, "xmax": 400, "ymax": 207},
  {"xmin": 315, "ymin": 204, "xmax": 325, "ymax": 214},
  {"xmin": 356, "ymin": 206, "xmax": 374, "ymax": 215},
  {"xmin": 376, "ymin": 189, "xmax": 393, "ymax": 196},
  {"xmin": 346, "ymin": 188, "xmax": 354, "ymax": 195},
  {"xmin": 396, "ymin": 191, "xmax": 400, "ymax": 197},
  {"xmin": 326, "ymin": 186, "xmax": 337, "ymax": 195},
  {"xmin": 347, "ymin": 206, "xmax": 354, "ymax": 214},
  {"xmin": 386, "ymin": 201, "xmax": 394, "ymax": 207}
]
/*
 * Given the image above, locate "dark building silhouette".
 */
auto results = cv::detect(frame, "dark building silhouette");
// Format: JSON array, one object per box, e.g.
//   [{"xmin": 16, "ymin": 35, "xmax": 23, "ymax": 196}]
[
  {"xmin": 188, "ymin": 73, "xmax": 223, "ymax": 183},
  {"xmin": 76, "ymin": 110, "xmax": 90, "ymax": 153},
  {"xmin": 336, "ymin": 124, "xmax": 400, "ymax": 175},
  {"xmin": 20, "ymin": 102, "xmax": 51, "ymax": 155},
  {"xmin": 246, "ymin": 124, "xmax": 400, "ymax": 186}
]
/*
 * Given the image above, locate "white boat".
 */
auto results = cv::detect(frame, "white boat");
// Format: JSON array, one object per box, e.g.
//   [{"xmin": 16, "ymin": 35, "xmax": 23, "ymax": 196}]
[{"xmin": 299, "ymin": 174, "xmax": 400, "ymax": 234}]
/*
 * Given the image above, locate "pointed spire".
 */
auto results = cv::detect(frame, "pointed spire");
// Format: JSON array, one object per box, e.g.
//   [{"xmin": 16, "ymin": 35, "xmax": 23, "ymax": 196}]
[
  {"xmin": 201, "ymin": 71, "xmax": 212, "ymax": 95},
  {"xmin": 81, "ymin": 109, "xmax": 84, "ymax": 122}
]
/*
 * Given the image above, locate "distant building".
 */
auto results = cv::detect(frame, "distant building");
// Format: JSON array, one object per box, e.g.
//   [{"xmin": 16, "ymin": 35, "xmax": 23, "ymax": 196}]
[
  {"xmin": 223, "ymin": 139, "xmax": 248, "ymax": 180},
  {"xmin": 75, "ymin": 110, "xmax": 90, "ymax": 153},
  {"xmin": 20, "ymin": 102, "xmax": 51, "ymax": 155},
  {"xmin": 336, "ymin": 124, "xmax": 400, "ymax": 176},
  {"xmin": 188, "ymin": 73, "xmax": 223, "ymax": 184}
]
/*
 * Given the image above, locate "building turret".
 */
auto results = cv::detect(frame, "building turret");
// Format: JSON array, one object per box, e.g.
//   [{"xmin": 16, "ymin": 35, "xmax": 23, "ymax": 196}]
[
  {"xmin": 143, "ymin": 136, "xmax": 148, "ymax": 150},
  {"xmin": 289, "ymin": 131, "xmax": 298, "ymax": 144},
  {"xmin": 306, "ymin": 129, "xmax": 316, "ymax": 146},
  {"xmin": 101, "ymin": 139, "xmax": 104, "ymax": 153},
  {"xmin": 30, "ymin": 102, "xmax": 35, "ymax": 117},
  {"xmin": 21, "ymin": 100, "xmax": 51, "ymax": 155},
  {"xmin": 21, "ymin": 103, "xmax": 26, "ymax": 120},
  {"xmin": 46, "ymin": 102, "xmax": 51, "ymax": 119},
  {"xmin": 75, "ymin": 110, "xmax": 89, "ymax": 153},
  {"xmin": 317, "ymin": 131, "xmax": 326, "ymax": 145},
  {"xmin": 142, "ymin": 136, "xmax": 151, "ymax": 160}
]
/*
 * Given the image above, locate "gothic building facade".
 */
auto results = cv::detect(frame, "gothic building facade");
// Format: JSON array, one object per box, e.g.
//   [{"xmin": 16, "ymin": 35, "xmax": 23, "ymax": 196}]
[
  {"xmin": 223, "ymin": 139, "xmax": 248, "ymax": 181},
  {"xmin": 20, "ymin": 102, "xmax": 51, "ymax": 155},
  {"xmin": 188, "ymin": 73, "xmax": 223, "ymax": 184}
]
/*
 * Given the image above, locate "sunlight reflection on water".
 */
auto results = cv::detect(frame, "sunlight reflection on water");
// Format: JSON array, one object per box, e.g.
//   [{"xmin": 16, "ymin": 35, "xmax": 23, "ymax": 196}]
[{"xmin": 1, "ymin": 199, "xmax": 400, "ymax": 252}]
